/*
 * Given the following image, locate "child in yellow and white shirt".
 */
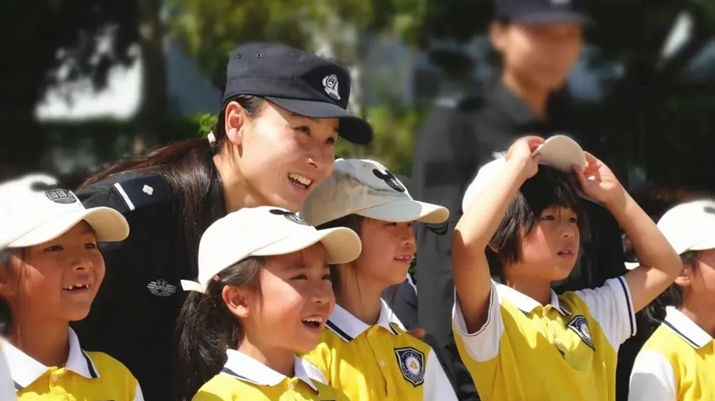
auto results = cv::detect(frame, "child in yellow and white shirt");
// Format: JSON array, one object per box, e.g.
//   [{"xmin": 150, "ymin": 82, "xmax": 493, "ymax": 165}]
[
  {"xmin": 300, "ymin": 158, "xmax": 458, "ymax": 401},
  {"xmin": 628, "ymin": 200, "xmax": 715, "ymax": 401},
  {"xmin": 176, "ymin": 206, "xmax": 362, "ymax": 401},
  {"xmin": 452, "ymin": 136, "xmax": 682, "ymax": 401},
  {"xmin": 0, "ymin": 174, "xmax": 142, "ymax": 401}
]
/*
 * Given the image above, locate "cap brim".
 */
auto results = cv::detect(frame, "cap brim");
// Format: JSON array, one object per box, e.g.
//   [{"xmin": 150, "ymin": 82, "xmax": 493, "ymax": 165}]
[
  {"xmin": 8, "ymin": 208, "xmax": 129, "ymax": 248},
  {"xmin": 511, "ymin": 10, "xmax": 592, "ymax": 25},
  {"xmin": 253, "ymin": 227, "xmax": 361, "ymax": 264},
  {"xmin": 533, "ymin": 135, "xmax": 586, "ymax": 173},
  {"xmin": 357, "ymin": 199, "xmax": 449, "ymax": 224},
  {"xmin": 266, "ymin": 96, "xmax": 373, "ymax": 145}
]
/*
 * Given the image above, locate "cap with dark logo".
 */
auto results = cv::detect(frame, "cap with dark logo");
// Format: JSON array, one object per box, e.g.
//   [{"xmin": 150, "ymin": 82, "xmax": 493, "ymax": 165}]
[
  {"xmin": 0, "ymin": 174, "xmax": 129, "ymax": 249},
  {"xmin": 495, "ymin": 0, "xmax": 590, "ymax": 24},
  {"xmin": 223, "ymin": 42, "xmax": 373, "ymax": 145}
]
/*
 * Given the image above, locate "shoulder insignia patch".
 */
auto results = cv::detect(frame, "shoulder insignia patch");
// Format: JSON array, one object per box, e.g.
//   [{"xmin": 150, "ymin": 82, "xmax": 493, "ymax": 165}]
[
  {"xmin": 394, "ymin": 347, "xmax": 425, "ymax": 387},
  {"xmin": 567, "ymin": 315, "xmax": 595, "ymax": 350}
]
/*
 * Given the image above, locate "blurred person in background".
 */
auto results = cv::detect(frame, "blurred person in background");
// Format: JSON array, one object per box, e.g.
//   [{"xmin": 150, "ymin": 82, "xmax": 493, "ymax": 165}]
[
  {"xmin": 410, "ymin": 0, "xmax": 629, "ymax": 399},
  {"xmin": 70, "ymin": 42, "xmax": 373, "ymax": 401}
]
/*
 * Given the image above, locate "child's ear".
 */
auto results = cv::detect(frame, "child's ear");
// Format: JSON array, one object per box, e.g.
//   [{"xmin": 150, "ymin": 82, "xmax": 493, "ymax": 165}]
[
  {"xmin": 222, "ymin": 285, "xmax": 252, "ymax": 319},
  {"xmin": 674, "ymin": 264, "xmax": 693, "ymax": 287}
]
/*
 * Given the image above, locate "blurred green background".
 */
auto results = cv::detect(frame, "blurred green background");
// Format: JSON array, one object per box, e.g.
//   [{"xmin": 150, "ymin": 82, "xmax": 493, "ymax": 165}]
[{"xmin": 3, "ymin": 0, "xmax": 715, "ymax": 208}]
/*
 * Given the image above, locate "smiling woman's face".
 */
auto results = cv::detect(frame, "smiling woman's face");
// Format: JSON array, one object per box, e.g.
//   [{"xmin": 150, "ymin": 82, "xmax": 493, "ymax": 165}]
[{"xmin": 227, "ymin": 100, "xmax": 339, "ymax": 212}]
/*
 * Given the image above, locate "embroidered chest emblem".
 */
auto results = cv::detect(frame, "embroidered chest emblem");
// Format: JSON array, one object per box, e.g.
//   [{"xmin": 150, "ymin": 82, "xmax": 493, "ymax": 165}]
[
  {"xmin": 147, "ymin": 278, "xmax": 177, "ymax": 297},
  {"xmin": 567, "ymin": 315, "xmax": 594, "ymax": 350},
  {"xmin": 394, "ymin": 347, "xmax": 425, "ymax": 387}
]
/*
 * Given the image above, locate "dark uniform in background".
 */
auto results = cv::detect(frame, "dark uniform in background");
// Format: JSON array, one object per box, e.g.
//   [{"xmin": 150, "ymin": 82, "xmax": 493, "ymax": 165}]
[
  {"xmin": 71, "ymin": 169, "xmax": 223, "ymax": 401},
  {"xmin": 411, "ymin": 79, "xmax": 628, "ymax": 400}
]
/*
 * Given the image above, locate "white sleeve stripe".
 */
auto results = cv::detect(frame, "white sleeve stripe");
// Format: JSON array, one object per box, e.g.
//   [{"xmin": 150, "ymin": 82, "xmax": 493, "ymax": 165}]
[
  {"xmin": 113, "ymin": 183, "xmax": 136, "ymax": 211},
  {"xmin": 133, "ymin": 382, "xmax": 145, "ymax": 401},
  {"xmin": 616, "ymin": 276, "xmax": 636, "ymax": 337}
]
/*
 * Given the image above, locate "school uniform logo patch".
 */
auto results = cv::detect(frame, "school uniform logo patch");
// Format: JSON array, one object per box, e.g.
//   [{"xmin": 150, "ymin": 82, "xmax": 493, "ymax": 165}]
[
  {"xmin": 147, "ymin": 278, "xmax": 177, "ymax": 297},
  {"xmin": 45, "ymin": 189, "xmax": 77, "ymax": 204},
  {"xmin": 322, "ymin": 74, "xmax": 341, "ymax": 101},
  {"xmin": 567, "ymin": 315, "xmax": 594, "ymax": 350},
  {"xmin": 394, "ymin": 347, "xmax": 425, "ymax": 387},
  {"xmin": 372, "ymin": 169, "xmax": 406, "ymax": 193},
  {"xmin": 269, "ymin": 209, "xmax": 309, "ymax": 226}
]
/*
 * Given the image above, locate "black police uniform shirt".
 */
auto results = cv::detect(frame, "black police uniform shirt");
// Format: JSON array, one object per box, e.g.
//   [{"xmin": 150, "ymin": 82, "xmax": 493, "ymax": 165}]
[
  {"xmin": 70, "ymin": 167, "xmax": 224, "ymax": 401},
  {"xmin": 409, "ymin": 81, "xmax": 627, "ymax": 401}
]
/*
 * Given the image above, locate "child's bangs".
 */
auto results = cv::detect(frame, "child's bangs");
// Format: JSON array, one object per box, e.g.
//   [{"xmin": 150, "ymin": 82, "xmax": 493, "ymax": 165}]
[{"xmin": 521, "ymin": 166, "xmax": 583, "ymax": 217}]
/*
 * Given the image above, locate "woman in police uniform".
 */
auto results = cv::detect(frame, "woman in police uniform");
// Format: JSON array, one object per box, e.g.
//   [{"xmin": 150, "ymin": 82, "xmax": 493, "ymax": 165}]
[{"xmin": 71, "ymin": 42, "xmax": 372, "ymax": 401}]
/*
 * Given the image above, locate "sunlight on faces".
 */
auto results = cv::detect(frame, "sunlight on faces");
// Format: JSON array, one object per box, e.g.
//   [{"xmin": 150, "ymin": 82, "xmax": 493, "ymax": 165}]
[
  {"xmin": 0, "ymin": 222, "xmax": 104, "ymax": 324},
  {"xmin": 491, "ymin": 22, "xmax": 583, "ymax": 92},
  {"xmin": 352, "ymin": 218, "xmax": 416, "ymax": 288},
  {"xmin": 226, "ymin": 100, "xmax": 340, "ymax": 212},
  {"xmin": 509, "ymin": 205, "xmax": 580, "ymax": 282},
  {"xmin": 231, "ymin": 243, "xmax": 335, "ymax": 354},
  {"xmin": 679, "ymin": 249, "xmax": 715, "ymax": 304}
]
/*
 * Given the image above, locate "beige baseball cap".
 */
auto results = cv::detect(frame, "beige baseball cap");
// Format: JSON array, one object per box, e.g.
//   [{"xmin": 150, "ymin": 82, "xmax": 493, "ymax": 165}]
[
  {"xmin": 181, "ymin": 206, "xmax": 362, "ymax": 293},
  {"xmin": 0, "ymin": 174, "xmax": 129, "ymax": 249},
  {"xmin": 462, "ymin": 135, "xmax": 586, "ymax": 211},
  {"xmin": 300, "ymin": 159, "xmax": 449, "ymax": 227}
]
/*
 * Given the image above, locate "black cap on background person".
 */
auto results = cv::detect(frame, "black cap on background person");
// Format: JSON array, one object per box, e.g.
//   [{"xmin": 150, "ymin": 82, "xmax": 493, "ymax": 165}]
[
  {"xmin": 495, "ymin": 0, "xmax": 590, "ymax": 24},
  {"xmin": 72, "ymin": 42, "xmax": 372, "ymax": 401}
]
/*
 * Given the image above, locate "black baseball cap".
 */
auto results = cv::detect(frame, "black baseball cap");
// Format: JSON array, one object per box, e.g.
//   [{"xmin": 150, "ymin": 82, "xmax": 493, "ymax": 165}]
[
  {"xmin": 223, "ymin": 42, "xmax": 373, "ymax": 145},
  {"xmin": 495, "ymin": 0, "xmax": 590, "ymax": 24}
]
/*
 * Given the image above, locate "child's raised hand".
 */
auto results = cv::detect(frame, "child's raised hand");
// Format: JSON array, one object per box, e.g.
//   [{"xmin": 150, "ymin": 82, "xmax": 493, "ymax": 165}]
[
  {"xmin": 505, "ymin": 136, "xmax": 544, "ymax": 180},
  {"xmin": 573, "ymin": 152, "xmax": 625, "ymax": 207}
]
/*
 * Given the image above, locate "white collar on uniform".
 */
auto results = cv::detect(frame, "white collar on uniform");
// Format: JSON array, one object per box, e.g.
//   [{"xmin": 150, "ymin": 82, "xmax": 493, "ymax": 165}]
[
  {"xmin": 663, "ymin": 306, "xmax": 713, "ymax": 349},
  {"xmin": 221, "ymin": 349, "xmax": 319, "ymax": 392},
  {"xmin": 496, "ymin": 283, "xmax": 571, "ymax": 317},
  {"xmin": 325, "ymin": 299, "xmax": 404, "ymax": 342},
  {"xmin": 1, "ymin": 328, "xmax": 100, "ymax": 391}
]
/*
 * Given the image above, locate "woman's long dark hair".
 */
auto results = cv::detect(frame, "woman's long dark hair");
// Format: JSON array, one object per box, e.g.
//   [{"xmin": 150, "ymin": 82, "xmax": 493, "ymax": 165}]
[
  {"xmin": 78, "ymin": 96, "xmax": 265, "ymax": 267},
  {"xmin": 175, "ymin": 257, "xmax": 264, "ymax": 400}
]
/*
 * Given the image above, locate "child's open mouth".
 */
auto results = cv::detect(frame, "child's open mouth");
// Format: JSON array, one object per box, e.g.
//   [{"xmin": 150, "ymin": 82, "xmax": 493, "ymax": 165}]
[
  {"xmin": 301, "ymin": 316, "xmax": 324, "ymax": 330},
  {"xmin": 62, "ymin": 283, "xmax": 91, "ymax": 291}
]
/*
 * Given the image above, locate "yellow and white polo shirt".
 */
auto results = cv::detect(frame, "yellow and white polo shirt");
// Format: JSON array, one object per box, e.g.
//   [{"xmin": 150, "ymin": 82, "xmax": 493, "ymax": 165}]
[
  {"xmin": 629, "ymin": 306, "xmax": 715, "ymax": 401},
  {"xmin": 0, "ymin": 342, "xmax": 17, "ymax": 401},
  {"xmin": 193, "ymin": 349, "xmax": 349, "ymax": 401},
  {"xmin": 454, "ymin": 277, "xmax": 636, "ymax": 401},
  {"xmin": 2, "ymin": 328, "xmax": 143, "ymax": 401},
  {"xmin": 304, "ymin": 300, "xmax": 457, "ymax": 401}
]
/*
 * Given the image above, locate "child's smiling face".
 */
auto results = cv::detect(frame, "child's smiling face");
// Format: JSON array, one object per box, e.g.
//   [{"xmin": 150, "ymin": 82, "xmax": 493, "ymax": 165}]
[{"xmin": 0, "ymin": 221, "xmax": 105, "ymax": 324}]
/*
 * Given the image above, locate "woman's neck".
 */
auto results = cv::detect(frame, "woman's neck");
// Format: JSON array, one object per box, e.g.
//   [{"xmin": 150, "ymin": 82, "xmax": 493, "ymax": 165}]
[
  {"xmin": 335, "ymin": 265, "xmax": 384, "ymax": 325},
  {"xmin": 680, "ymin": 298, "xmax": 715, "ymax": 338},
  {"xmin": 237, "ymin": 337, "xmax": 295, "ymax": 378},
  {"xmin": 9, "ymin": 313, "xmax": 69, "ymax": 367},
  {"xmin": 213, "ymin": 151, "xmax": 263, "ymax": 213}
]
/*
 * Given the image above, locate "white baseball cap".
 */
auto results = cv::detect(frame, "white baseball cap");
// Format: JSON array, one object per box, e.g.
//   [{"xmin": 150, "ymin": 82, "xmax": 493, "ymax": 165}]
[
  {"xmin": 300, "ymin": 159, "xmax": 449, "ymax": 227},
  {"xmin": 462, "ymin": 135, "xmax": 586, "ymax": 211},
  {"xmin": 181, "ymin": 206, "xmax": 362, "ymax": 293},
  {"xmin": 625, "ymin": 199, "xmax": 715, "ymax": 270},
  {"xmin": 0, "ymin": 174, "xmax": 129, "ymax": 249}
]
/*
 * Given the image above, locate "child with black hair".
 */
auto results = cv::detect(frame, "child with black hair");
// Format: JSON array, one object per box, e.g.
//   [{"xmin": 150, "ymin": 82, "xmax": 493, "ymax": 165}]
[
  {"xmin": 628, "ymin": 200, "xmax": 715, "ymax": 401},
  {"xmin": 0, "ymin": 174, "xmax": 141, "ymax": 400},
  {"xmin": 452, "ymin": 135, "xmax": 682, "ymax": 401},
  {"xmin": 176, "ymin": 206, "xmax": 362, "ymax": 401},
  {"xmin": 300, "ymin": 158, "xmax": 457, "ymax": 401}
]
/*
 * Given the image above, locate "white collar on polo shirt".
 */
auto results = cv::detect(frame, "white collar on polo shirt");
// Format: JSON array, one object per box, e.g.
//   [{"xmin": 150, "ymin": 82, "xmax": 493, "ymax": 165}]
[
  {"xmin": 220, "ymin": 349, "xmax": 322, "ymax": 392},
  {"xmin": 325, "ymin": 299, "xmax": 405, "ymax": 342},
  {"xmin": 662, "ymin": 306, "xmax": 713, "ymax": 349},
  {"xmin": 497, "ymin": 283, "xmax": 572, "ymax": 317},
  {"xmin": 2, "ymin": 328, "xmax": 100, "ymax": 391}
]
